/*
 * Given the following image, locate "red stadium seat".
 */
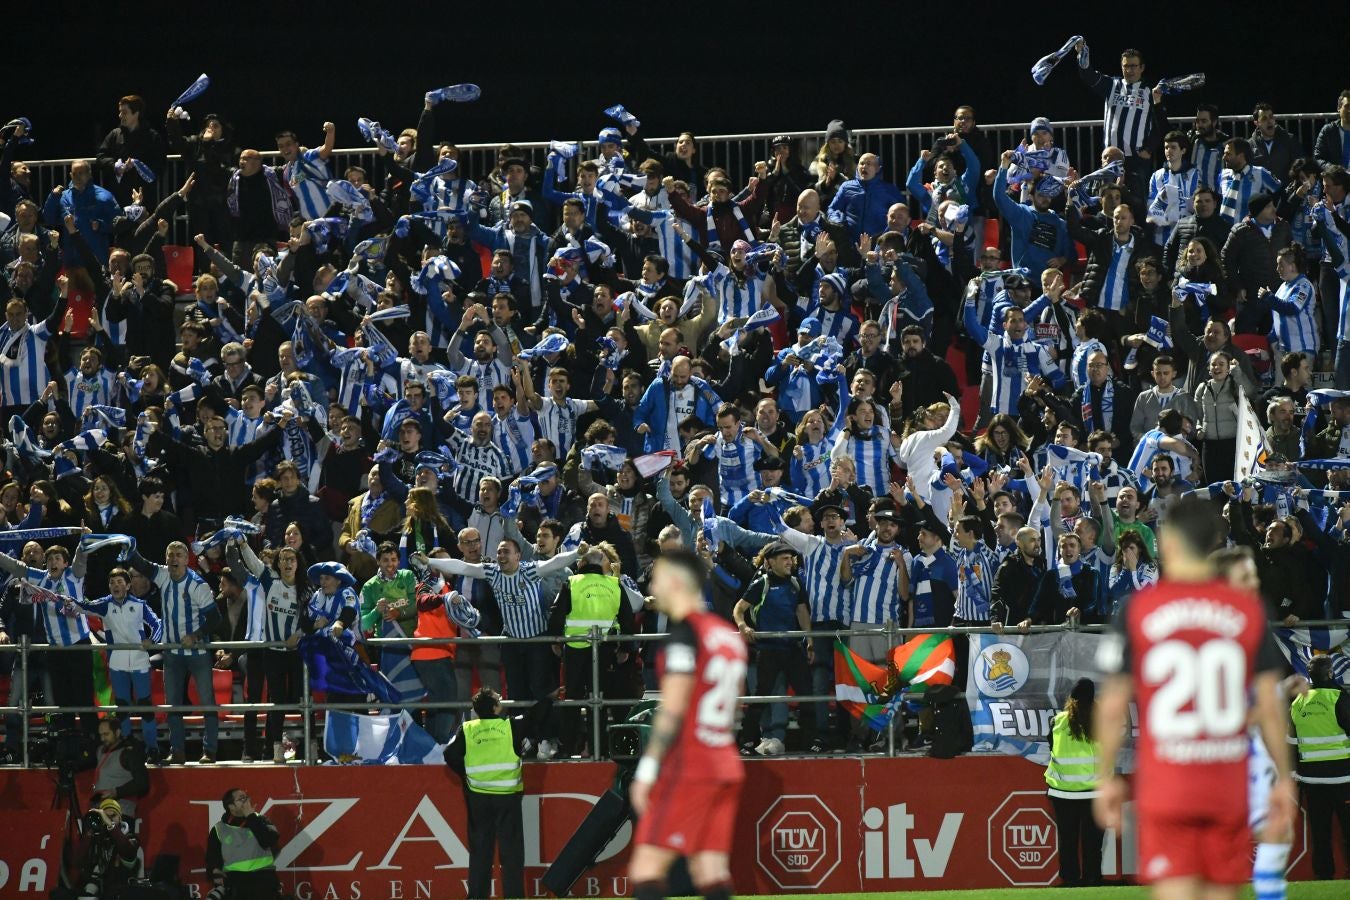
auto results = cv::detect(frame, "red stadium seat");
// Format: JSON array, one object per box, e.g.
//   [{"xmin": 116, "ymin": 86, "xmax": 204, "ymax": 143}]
[
  {"xmin": 1231, "ymin": 333, "xmax": 1274, "ymax": 385},
  {"xmin": 982, "ymin": 218, "xmax": 1000, "ymax": 253},
  {"xmin": 163, "ymin": 245, "xmax": 194, "ymax": 294}
]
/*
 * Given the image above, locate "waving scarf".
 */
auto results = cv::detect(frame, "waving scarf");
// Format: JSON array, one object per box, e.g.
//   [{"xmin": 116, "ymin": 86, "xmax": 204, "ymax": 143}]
[
  {"xmin": 1031, "ymin": 35, "xmax": 1084, "ymax": 85},
  {"xmin": 171, "ymin": 73, "xmax": 211, "ymax": 108}
]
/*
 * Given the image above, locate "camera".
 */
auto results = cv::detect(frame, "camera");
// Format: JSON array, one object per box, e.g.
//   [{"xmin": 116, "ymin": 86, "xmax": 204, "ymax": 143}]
[{"xmin": 84, "ymin": 809, "xmax": 109, "ymax": 833}]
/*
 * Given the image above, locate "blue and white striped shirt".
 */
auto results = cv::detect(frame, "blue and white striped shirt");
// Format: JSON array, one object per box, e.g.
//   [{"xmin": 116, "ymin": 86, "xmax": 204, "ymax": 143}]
[
  {"xmin": 1268, "ymin": 274, "xmax": 1318, "ymax": 355},
  {"xmin": 952, "ymin": 541, "xmax": 1000, "ymax": 622},
  {"xmin": 1190, "ymin": 138, "xmax": 1226, "ymax": 192},
  {"xmin": 779, "ymin": 528, "xmax": 853, "ymax": 624},
  {"xmin": 1146, "ymin": 167, "xmax": 1199, "ymax": 247},
  {"xmin": 791, "ymin": 438, "xmax": 834, "ymax": 498},
  {"xmin": 632, "ymin": 208, "xmax": 697, "ymax": 279},
  {"xmin": 493, "ymin": 408, "xmax": 540, "ymax": 476},
  {"xmin": 1219, "ymin": 165, "xmax": 1280, "ymax": 223},
  {"xmin": 24, "ymin": 566, "xmax": 91, "ymax": 646},
  {"xmin": 847, "ymin": 538, "xmax": 905, "ymax": 625},
  {"xmin": 708, "ymin": 264, "xmax": 765, "ymax": 320},
  {"xmin": 0, "ymin": 318, "xmax": 55, "ymax": 407},
  {"xmin": 284, "ymin": 149, "xmax": 333, "ymax": 222},
  {"xmin": 147, "ymin": 563, "xmax": 216, "ymax": 657},
  {"xmin": 832, "ymin": 426, "xmax": 895, "ymax": 499},
  {"xmin": 704, "ymin": 430, "xmax": 764, "ymax": 510},
  {"xmin": 539, "ymin": 396, "xmax": 591, "ymax": 461},
  {"xmin": 64, "ymin": 368, "xmax": 116, "ymax": 420},
  {"xmin": 1099, "ymin": 236, "xmax": 1135, "ymax": 313}
]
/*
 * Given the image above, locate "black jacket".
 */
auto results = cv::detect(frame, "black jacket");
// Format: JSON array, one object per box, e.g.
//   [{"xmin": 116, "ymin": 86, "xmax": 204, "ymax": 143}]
[
  {"xmin": 1162, "ymin": 211, "xmax": 1231, "ymax": 278},
  {"xmin": 991, "ymin": 555, "xmax": 1044, "ymax": 626},
  {"xmin": 1248, "ymin": 127, "xmax": 1302, "ymax": 188},
  {"xmin": 1220, "ymin": 218, "xmax": 1293, "ymax": 300},
  {"xmin": 1028, "ymin": 566, "xmax": 1100, "ymax": 625},
  {"xmin": 96, "ymin": 124, "xmax": 168, "ymax": 205},
  {"xmin": 1066, "ymin": 210, "xmax": 1161, "ymax": 309},
  {"xmin": 1314, "ymin": 121, "xmax": 1347, "ymax": 171}
]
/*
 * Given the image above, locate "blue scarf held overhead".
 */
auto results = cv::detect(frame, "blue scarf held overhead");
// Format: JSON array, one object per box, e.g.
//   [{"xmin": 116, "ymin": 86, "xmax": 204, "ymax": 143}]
[{"xmin": 1030, "ymin": 35, "xmax": 1083, "ymax": 85}]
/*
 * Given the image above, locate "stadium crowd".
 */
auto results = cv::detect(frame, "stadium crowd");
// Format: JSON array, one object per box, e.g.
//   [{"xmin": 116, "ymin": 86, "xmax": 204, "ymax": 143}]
[{"xmin": 0, "ymin": 45, "xmax": 1348, "ymax": 766}]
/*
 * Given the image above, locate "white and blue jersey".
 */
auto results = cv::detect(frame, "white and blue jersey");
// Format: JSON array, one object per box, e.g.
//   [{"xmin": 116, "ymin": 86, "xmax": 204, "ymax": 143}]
[
  {"xmin": 1267, "ymin": 274, "xmax": 1318, "ymax": 354},
  {"xmin": 1190, "ymin": 139, "xmax": 1225, "ymax": 192},
  {"xmin": 64, "ymin": 368, "xmax": 116, "ymax": 419},
  {"xmin": 24, "ymin": 567, "xmax": 91, "ymax": 646},
  {"xmin": 832, "ymin": 426, "xmax": 895, "ymax": 499},
  {"xmin": 148, "ymin": 563, "xmax": 217, "ymax": 657},
  {"xmin": 1218, "ymin": 165, "xmax": 1280, "ymax": 224},
  {"xmin": 1128, "ymin": 427, "xmax": 1196, "ymax": 487},
  {"xmin": 331, "ymin": 346, "xmax": 372, "ymax": 416},
  {"xmin": 493, "ymin": 408, "xmax": 541, "ymax": 476},
  {"xmin": 632, "ymin": 208, "xmax": 698, "ymax": 279},
  {"xmin": 1146, "ymin": 166, "xmax": 1199, "ymax": 247},
  {"xmin": 539, "ymin": 396, "xmax": 591, "ymax": 461},
  {"xmin": 779, "ymin": 528, "xmax": 854, "ymax": 624},
  {"xmin": 952, "ymin": 542, "xmax": 1000, "ymax": 622},
  {"xmin": 708, "ymin": 264, "xmax": 765, "ymax": 320},
  {"xmin": 704, "ymin": 429, "xmax": 764, "ymax": 510},
  {"xmin": 848, "ymin": 538, "xmax": 906, "ymax": 625},
  {"xmin": 308, "ymin": 586, "xmax": 360, "ymax": 630},
  {"xmin": 1098, "ymin": 237, "xmax": 1136, "ymax": 313},
  {"xmin": 428, "ymin": 555, "xmax": 575, "ymax": 639},
  {"xmin": 77, "ymin": 593, "xmax": 161, "ymax": 672},
  {"xmin": 284, "ymin": 149, "xmax": 333, "ymax": 222},
  {"xmin": 0, "ymin": 318, "xmax": 55, "ymax": 407}
]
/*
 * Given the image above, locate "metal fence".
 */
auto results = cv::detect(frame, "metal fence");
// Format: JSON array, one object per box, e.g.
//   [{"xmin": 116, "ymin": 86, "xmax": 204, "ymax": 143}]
[
  {"xmin": 1, "ymin": 622, "xmax": 1093, "ymax": 768},
  {"xmin": 14, "ymin": 112, "xmax": 1334, "ymax": 247},
  {"xmin": 3, "ymin": 616, "xmax": 1335, "ymax": 769}
]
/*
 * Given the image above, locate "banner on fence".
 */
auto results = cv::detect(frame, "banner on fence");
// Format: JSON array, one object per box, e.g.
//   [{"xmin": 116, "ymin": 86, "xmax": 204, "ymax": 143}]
[
  {"xmin": 966, "ymin": 631, "xmax": 1105, "ymax": 764},
  {"xmin": 2, "ymin": 753, "xmax": 1317, "ymax": 896},
  {"xmin": 1273, "ymin": 625, "xmax": 1350, "ymax": 685}
]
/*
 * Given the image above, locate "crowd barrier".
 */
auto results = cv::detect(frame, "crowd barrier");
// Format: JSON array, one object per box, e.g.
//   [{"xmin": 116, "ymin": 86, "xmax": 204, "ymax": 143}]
[
  {"xmin": 1, "ymin": 623, "xmax": 1091, "ymax": 767},
  {"xmin": 12, "ymin": 111, "xmax": 1335, "ymax": 248},
  {"xmin": 0, "ymin": 754, "xmax": 1322, "ymax": 897}
]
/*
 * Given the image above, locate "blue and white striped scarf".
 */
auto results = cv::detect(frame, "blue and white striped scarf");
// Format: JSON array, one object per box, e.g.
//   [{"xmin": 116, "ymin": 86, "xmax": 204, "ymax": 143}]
[
  {"xmin": 8, "ymin": 415, "xmax": 49, "ymax": 462},
  {"xmin": 582, "ymin": 444, "xmax": 627, "ymax": 472},
  {"xmin": 1057, "ymin": 559, "xmax": 1083, "ymax": 599},
  {"xmin": 1031, "ymin": 35, "xmax": 1083, "ymax": 85}
]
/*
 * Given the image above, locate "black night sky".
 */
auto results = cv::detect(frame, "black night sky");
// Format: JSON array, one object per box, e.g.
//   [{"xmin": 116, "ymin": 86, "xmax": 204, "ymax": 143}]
[{"xmin": 13, "ymin": 3, "xmax": 1346, "ymax": 165}]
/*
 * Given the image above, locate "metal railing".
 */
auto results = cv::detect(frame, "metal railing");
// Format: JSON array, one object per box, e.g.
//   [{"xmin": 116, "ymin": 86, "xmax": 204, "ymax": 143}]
[
  {"xmin": 0, "ymin": 622, "xmax": 1086, "ymax": 768},
  {"xmin": 6, "ymin": 616, "xmax": 1336, "ymax": 768},
  {"xmin": 13, "ymin": 112, "xmax": 1334, "ymax": 248}
]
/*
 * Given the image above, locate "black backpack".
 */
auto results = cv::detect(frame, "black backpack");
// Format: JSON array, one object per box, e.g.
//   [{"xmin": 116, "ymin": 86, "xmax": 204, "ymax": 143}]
[{"xmin": 925, "ymin": 684, "xmax": 973, "ymax": 759}]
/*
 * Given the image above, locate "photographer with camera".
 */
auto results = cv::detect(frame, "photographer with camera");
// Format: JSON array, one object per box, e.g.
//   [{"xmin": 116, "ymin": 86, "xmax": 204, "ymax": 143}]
[
  {"xmin": 205, "ymin": 787, "xmax": 281, "ymax": 899},
  {"xmin": 53, "ymin": 797, "xmax": 141, "ymax": 900},
  {"xmin": 90, "ymin": 717, "xmax": 149, "ymax": 825}
]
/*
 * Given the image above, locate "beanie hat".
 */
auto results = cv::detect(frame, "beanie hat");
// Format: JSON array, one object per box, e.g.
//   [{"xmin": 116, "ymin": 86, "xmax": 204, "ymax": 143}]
[
  {"xmin": 825, "ymin": 119, "xmax": 849, "ymax": 144},
  {"xmin": 1247, "ymin": 192, "xmax": 1275, "ymax": 218},
  {"xmin": 1030, "ymin": 116, "xmax": 1053, "ymax": 135}
]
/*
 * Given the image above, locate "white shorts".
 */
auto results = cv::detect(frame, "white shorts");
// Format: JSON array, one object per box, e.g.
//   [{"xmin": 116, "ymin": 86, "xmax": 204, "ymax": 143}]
[{"xmin": 1247, "ymin": 731, "xmax": 1277, "ymax": 830}]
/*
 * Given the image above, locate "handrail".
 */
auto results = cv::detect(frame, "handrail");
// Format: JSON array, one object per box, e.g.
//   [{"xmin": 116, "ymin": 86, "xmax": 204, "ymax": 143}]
[
  {"xmin": 5, "ymin": 617, "xmax": 1340, "ymax": 767},
  {"xmin": 13, "ymin": 112, "xmax": 1335, "ymax": 169}
]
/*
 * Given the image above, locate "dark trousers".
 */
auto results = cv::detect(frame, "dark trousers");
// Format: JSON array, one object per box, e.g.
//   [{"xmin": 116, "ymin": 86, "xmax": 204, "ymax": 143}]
[
  {"xmin": 244, "ymin": 649, "xmax": 302, "ymax": 751},
  {"xmin": 466, "ymin": 790, "xmax": 524, "ymax": 900},
  {"xmin": 224, "ymin": 868, "xmax": 282, "ymax": 898},
  {"xmin": 501, "ymin": 642, "xmax": 557, "ymax": 703},
  {"xmin": 243, "ymin": 651, "xmax": 266, "ymax": 755},
  {"xmin": 811, "ymin": 621, "xmax": 847, "ymax": 744},
  {"xmin": 742, "ymin": 644, "xmax": 817, "ymax": 747},
  {"xmin": 1050, "ymin": 794, "xmax": 1104, "ymax": 887},
  {"xmin": 263, "ymin": 649, "xmax": 302, "ymax": 747},
  {"xmin": 1304, "ymin": 780, "xmax": 1350, "ymax": 880},
  {"xmin": 1200, "ymin": 437, "xmax": 1235, "ymax": 486},
  {"xmin": 561, "ymin": 644, "xmax": 614, "ymax": 757},
  {"xmin": 46, "ymin": 643, "xmax": 97, "ymax": 738}
]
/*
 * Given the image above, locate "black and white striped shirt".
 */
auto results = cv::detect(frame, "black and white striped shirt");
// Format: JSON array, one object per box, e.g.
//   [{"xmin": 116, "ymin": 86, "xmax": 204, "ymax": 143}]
[
  {"xmin": 428, "ymin": 551, "xmax": 577, "ymax": 637},
  {"xmin": 446, "ymin": 432, "xmax": 511, "ymax": 506},
  {"xmin": 1082, "ymin": 68, "xmax": 1155, "ymax": 157}
]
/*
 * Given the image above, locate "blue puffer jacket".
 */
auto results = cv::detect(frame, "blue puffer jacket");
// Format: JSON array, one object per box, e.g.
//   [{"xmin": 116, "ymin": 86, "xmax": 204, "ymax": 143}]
[
  {"xmin": 827, "ymin": 167, "xmax": 905, "ymax": 242},
  {"xmin": 42, "ymin": 181, "xmax": 119, "ymax": 265}
]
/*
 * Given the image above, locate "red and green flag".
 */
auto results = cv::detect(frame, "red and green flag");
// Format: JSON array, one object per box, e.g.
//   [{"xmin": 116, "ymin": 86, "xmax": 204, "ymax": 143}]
[{"xmin": 834, "ymin": 634, "xmax": 957, "ymax": 730}]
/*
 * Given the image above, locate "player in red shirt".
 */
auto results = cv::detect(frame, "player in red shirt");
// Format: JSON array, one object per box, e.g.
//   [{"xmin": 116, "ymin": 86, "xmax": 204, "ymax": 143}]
[
  {"xmin": 1092, "ymin": 497, "xmax": 1296, "ymax": 898},
  {"xmin": 629, "ymin": 547, "xmax": 747, "ymax": 900}
]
